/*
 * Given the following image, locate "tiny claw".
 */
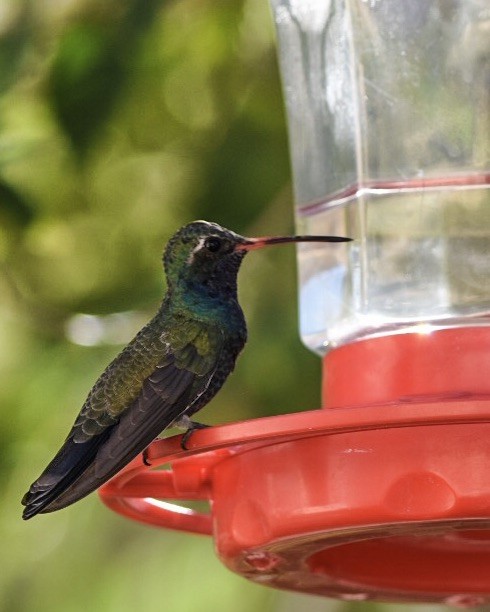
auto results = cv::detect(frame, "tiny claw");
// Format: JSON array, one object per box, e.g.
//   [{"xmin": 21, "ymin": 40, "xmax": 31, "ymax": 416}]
[
  {"xmin": 142, "ymin": 437, "xmax": 164, "ymax": 465},
  {"xmin": 181, "ymin": 421, "xmax": 211, "ymax": 450},
  {"xmin": 142, "ymin": 448, "xmax": 152, "ymax": 466}
]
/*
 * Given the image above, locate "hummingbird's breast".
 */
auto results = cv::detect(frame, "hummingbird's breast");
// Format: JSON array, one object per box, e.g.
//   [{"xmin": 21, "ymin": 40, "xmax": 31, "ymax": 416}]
[{"xmin": 173, "ymin": 279, "xmax": 246, "ymax": 336}]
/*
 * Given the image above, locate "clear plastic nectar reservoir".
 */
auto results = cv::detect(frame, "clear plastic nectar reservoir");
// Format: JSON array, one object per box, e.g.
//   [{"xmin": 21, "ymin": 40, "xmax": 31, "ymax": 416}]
[{"xmin": 270, "ymin": 0, "xmax": 490, "ymax": 354}]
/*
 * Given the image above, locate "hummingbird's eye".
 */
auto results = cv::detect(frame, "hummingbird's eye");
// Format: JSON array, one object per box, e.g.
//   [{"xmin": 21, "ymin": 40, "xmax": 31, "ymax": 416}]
[{"xmin": 204, "ymin": 236, "xmax": 222, "ymax": 253}]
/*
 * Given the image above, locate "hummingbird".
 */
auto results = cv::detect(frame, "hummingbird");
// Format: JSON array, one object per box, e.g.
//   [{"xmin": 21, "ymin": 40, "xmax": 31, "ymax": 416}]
[{"xmin": 22, "ymin": 220, "xmax": 351, "ymax": 519}]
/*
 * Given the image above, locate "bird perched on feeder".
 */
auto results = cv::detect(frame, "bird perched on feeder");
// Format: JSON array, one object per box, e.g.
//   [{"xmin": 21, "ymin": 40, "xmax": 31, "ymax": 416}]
[{"xmin": 22, "ymin": 220, "xmax": 351, "ymax": 519}]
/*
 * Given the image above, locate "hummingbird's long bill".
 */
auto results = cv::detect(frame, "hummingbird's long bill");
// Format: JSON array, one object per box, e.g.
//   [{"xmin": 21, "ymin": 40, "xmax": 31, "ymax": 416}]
[{"xmin": 236, "ymin": 234, "xmax": 352, "ymax": 251}]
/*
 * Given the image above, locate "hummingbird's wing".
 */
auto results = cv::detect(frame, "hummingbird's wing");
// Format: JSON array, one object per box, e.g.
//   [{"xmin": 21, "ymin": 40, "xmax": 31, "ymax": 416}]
[{"xmin": 22, "ymin": 322, "xmax": 228, "ymax": 518}]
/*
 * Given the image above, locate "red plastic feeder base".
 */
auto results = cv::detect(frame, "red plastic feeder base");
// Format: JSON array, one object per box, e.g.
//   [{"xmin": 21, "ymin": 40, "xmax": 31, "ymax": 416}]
[{"xmin": 99, "ymin": 327, "xmax": 490, "ymax": 605}]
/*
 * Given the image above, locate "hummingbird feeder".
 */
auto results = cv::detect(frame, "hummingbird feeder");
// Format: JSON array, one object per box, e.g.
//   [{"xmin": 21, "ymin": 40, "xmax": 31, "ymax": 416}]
[{"xmin": 99, "ymin": 0, "xmax": 490, "ymax": 605}]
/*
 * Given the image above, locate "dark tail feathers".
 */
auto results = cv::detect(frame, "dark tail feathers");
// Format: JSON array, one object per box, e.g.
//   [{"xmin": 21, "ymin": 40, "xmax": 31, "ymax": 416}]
[{"xmin": 22, "ymin": 430, "xmax": 111, "ymax": 519}]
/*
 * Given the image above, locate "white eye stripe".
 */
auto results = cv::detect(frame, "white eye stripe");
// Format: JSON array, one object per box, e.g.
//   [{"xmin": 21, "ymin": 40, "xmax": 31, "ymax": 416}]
[{"xmin": 186, "ymin": 237, "xmax": 207, "ymax": 264}]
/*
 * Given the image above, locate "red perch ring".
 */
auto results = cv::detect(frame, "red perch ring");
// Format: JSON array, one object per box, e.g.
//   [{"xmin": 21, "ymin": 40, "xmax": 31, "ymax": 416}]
[{"xmin": 99, "ymin": 327, "xmax": 490, "ymax": 605}]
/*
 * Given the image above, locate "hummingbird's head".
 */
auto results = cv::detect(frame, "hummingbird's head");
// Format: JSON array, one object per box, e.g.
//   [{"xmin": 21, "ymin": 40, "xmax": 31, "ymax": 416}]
[
  {"xmin": 163, "ymin": 221, "xmax": 250, "ymax": 292},
  {"xmin": 163, "ymin": 220, "xmax": 352, "ymax": 296}
]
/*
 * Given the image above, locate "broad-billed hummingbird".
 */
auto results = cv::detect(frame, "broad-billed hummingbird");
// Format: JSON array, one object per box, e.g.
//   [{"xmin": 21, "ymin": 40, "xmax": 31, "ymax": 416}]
[{"xmin": 22, "ymin": 220, "xmax": 351, "ymax": 519}]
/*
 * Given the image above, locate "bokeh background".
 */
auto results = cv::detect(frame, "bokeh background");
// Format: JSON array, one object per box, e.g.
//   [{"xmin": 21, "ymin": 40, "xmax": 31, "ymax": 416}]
[{"xmin": 0, "ymin": 1, "xmax": 462, "ymax": 612}]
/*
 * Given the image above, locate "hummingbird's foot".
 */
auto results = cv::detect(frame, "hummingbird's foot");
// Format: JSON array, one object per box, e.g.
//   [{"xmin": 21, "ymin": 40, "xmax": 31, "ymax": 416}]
[
  {"xmin": 142, "ymin": 437, "xmax": 163, "ymax": 466},
  {"xmin": 142, "ymin": 447, "xmax": 152, "ymax": 466},
  {"xmin": 180, "ymin": 421, "xmax": 211, "ymax": 451}
]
